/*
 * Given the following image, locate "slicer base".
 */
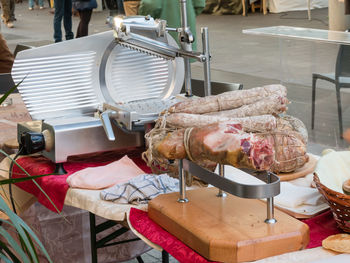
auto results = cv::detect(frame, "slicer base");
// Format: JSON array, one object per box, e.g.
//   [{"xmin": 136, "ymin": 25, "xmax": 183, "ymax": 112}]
[
  {"xmin": 148, "ymin": 188, "xmax": 309, "ymax": 263},
  {"xmin": 54, "ymin": 163, "xmax": 67, "ymax": 175}
]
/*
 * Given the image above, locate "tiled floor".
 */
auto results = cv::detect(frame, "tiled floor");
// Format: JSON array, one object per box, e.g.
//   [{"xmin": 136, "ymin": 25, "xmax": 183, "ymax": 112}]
[{"xmin": 2, "ymin": 2, "xmax": 349, "ymax": 262}]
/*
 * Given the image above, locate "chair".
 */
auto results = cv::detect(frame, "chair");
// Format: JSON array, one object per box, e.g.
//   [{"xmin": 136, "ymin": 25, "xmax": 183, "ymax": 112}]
[
  {"xmin": 311, "ymin": 44, "xmax": 350, "ymax": 138},
  {"xmin": 242, "ymin": 0, "xmax": 267, "ymax": 16},
  {"xmin": 307, "ymin": 0, "xmax": 311, "ymax": 20}
]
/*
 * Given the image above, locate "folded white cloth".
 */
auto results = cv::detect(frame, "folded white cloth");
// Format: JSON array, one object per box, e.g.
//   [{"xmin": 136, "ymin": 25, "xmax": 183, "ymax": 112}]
[
  {"xmin": 215, "ymin": 164, "xmax": 326, "ymax": 210},
  {"xmin": 275, "ymin": 182, "xmax": 324, "ymax": 208},
  {"xmin": 100, "ymin": 174, "xmax": 179, "ymax": 204}
]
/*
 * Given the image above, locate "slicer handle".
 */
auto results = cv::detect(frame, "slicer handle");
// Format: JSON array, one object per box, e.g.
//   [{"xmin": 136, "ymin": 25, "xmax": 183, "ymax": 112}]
[{"xmin": 100, "ymin": 110, "xmax": 116, "ymax": 141}]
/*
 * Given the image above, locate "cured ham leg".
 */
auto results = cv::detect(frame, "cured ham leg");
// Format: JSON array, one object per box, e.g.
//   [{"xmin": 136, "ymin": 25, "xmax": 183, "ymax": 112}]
[{"xmin": 155, "ymin": 122, "xmax": 308, "ymax": 173}]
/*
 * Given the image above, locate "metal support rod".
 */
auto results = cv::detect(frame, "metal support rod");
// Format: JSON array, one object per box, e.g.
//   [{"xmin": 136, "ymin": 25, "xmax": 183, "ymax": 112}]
[
  {"xmin": 179, "ymin": 0, "xmax": 192, "ymax": 97},
  {"xmin": 217, "ymin": 164, "xmax": 227, "ymax": 197},
  {"xmin": 265, "ymin": 172, "xmax": 277, "ymax": 224},
  {"xmin": 178, "ymin": 159, "xmax": 188, "ymax": 203},
  {"xmin": 201, "ymin": 27, "xmax": 211, "ymax": 96}
]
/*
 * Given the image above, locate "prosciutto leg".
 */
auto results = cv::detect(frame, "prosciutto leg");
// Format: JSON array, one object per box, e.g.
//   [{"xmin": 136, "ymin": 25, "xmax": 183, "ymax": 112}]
[{"xmin": 155, "ymin": 122, "xmax": 308, "ymax": 173}]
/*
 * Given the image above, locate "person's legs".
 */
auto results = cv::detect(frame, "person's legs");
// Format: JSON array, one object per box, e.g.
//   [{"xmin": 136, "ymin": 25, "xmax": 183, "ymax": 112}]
[
  {"xmin": 63, "ymin": 0, "xmax": 73, "ymax": 40},
  {"xmin": 116, "ymin": 0, "xmax": 125, "ymax": 14},
  {"xmin": 28, "ymin": 0, "xmax": 34, "ymax": 8},
  {"xmin": 53, "ymin": 0, "xmax": 64, "ymax": 42},
  {"xmin": 9, "ymin": 0, "xmax": 14, "ymax": 21},
  {"xmin": 38, "ymin": 0, "xmax": 44, "ymax": 8},
  {"xmin": 0, "ymin": 0, "xmax": 11, "ymax": 22},
  {"xmin": 76, "ymin": 9, "xmax": 92, "ymax": 38}
]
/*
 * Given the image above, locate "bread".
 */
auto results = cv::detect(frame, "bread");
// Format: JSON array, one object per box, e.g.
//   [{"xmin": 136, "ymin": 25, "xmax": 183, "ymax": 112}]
[
  {"xmin": 322, "ymin": 233, "xmax": 350, "ymax": 253},
  {"xmin": 343, "ymin": 179, "xmax": 350, "ymax": 195}
]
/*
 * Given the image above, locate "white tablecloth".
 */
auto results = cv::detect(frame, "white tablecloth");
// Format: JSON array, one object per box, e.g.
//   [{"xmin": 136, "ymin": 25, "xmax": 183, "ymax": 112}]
[{"xmin": 268, "ymin": 0, "xmax": 328, "ymax": 13}]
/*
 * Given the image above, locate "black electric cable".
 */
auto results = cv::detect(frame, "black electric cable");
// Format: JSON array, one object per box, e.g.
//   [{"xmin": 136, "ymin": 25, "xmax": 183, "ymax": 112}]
[{"xmin": 8, "ymin": 146, "xmax": 25, "ymax": 215}]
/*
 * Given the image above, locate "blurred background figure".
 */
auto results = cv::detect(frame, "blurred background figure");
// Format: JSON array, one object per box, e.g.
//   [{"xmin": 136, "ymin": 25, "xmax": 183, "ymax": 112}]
[
  {"xmin": 104, "ymin": 0, "xmax": 125, "ymax": 16},
  {"xmin": 116, "ymin": 0, "xmax": 124, "ymax": 14},
  {"xmin": 53, "ymin": 0, "xmax": 74, "ymax": 42},
  {"xmin": 29, "ymin": 0, "xmax": 44, "ymax": 10},
  {"xmin": 123, "ymin": 0, "xmax": 139, "ymax": 16},
  {"xmin": 0, "ymin": 0, "xmax": 16, "ymax": 28},
  {"xmin": 72, "ymin": 0, "xmax": 97, "ymax": 38},
  {"xmin": 0, "ymin": 33, "xmax": 14, "ymax": 73},
  {"xmin": 139, "ymin": 0, "xmax": 205, "ymax": 51}
]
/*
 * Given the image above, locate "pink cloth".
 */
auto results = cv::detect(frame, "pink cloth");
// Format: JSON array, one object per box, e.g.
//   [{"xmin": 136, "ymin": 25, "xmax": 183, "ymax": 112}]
[
  {"xmin": 66, "ymin": 155, "xmax": 145, "ymax": 189},
  {"xmin": 12, "ymin": 148, "xmax": 151, "ymax": 212}
]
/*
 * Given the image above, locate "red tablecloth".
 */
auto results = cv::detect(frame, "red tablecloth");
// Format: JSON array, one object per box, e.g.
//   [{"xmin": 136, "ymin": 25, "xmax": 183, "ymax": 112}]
[
  {"xmin": 129, "ymin": 208, "xmax": 218, "ymax": 263},
  {"xmin": 303, "ymin": 210, "xmax": 341, "ymax": 248},
  {"xmin": 12, "ymin": 149, "xmax": 151, "ymax": 212},
  {"xmin": 129, "ymin": 208, "xmax": 341, "ymax": 263}
]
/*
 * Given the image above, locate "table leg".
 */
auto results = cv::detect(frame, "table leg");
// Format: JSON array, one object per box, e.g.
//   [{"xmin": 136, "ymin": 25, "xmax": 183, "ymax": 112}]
[
  {"xmin": 89, "ymin": 212, "xmax": 149, "ymax": 263},
  {"xmin": 162, "ymin": 250, "xmax": 169, "ymax": 263},
  {"xmin": 89, "ymin": 212, "xmax": 98, "ymax": 263}
]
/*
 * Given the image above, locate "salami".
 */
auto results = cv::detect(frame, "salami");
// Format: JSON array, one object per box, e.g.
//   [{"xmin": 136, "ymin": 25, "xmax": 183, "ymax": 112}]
[
  {"xmin": 205, "ymin": 95, "xmax": 288, "ymax": 118},
  {"xmin": 164, "ymin": 114, "xmax": 278, "ymax": 131},
  {"xmin": 167, "ymin": 84, "xmax": 287, "ymax": 114}
]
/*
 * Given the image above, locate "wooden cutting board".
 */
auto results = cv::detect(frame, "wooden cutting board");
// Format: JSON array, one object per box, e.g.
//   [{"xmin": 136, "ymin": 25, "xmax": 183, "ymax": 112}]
[
  {"xmin": 149, "ymin": 188, "xmax": 309, "ymax": 263},
  {"xmin": 278, "ymin": 155, "xmax": 317, "ymax": 181}
]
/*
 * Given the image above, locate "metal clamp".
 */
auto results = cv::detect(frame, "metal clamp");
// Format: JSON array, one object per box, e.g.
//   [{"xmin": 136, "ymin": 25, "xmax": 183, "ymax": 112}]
[{"xmin": 180, "ymin": 159, "xmax": 280, "ymax": 224}]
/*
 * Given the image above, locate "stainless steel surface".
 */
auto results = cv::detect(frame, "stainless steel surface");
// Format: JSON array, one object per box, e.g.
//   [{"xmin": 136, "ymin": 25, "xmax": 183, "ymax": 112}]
[
  {"xmin": 182, "ymin": 159, "xmax": 280, "ymax": 199},
  {"xmin": 180, "ymin": 0, "xmax": 193, "ymax": 97},
  {"xmin": 264, "ymin": 172, "xmax": 276, "ymax": 224},
  {"xmin": 216, "ymin": 164, "xmax": 227, "ymax": 197},
  {"xmin": 201, "ymin": 27, "xmax": 211, "ymax": 96},
  {"xmin": 104, "ymin": 97, "xmax": 178, "ymax": 130},
  {"xmin": 104, "ymin": 45, "xmax": 176, "ymax": 103},
  {"xmin": 41, "ymin": 117, "xmax": 143, "ymax": 163},
  {"xmin": 108, "ymin": 16, "xmax": 167, "ymax": 38},
  {"xmin": 12, "ymin": 30, "xmax": 184, "ymax": 121},
  {"xmin": 178, "ymin": 159, "xmax": 189, "ymax": 203},
  {"xmin": 12, "ymin": 51, "xmax": 100, "ymax": 120},
  {"xmin": 265, "ymin": 198, "xmax": 277, "ymax": 224},
  {"xmin": 243, "ymin": 26, "xmax": 350, "ymax": 45},
  {"xmin": 100, "ymin": 110, "xmax": 117, "ymax": 141}
]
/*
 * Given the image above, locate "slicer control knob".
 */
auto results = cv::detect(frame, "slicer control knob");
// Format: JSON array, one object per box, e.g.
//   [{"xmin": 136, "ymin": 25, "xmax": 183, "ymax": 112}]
[
  {"xmin": 42, "ymin": 129, "xmax": 54, "ymax": 152},
  {"xmin": 20, "ymin": 132, "xmax": 45, "ymax": 154}
]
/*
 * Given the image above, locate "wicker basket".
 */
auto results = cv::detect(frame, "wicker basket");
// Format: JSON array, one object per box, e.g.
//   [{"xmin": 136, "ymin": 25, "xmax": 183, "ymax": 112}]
[{"xmin": 314, "ymin": 173, "xmax": 350, "ymax": 232}]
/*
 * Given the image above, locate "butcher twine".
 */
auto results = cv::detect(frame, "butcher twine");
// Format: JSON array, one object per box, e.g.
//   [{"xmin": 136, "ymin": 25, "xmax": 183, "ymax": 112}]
[{"xmin": 183, "ymin": 127, "xmax": 195, "ymax": 162}]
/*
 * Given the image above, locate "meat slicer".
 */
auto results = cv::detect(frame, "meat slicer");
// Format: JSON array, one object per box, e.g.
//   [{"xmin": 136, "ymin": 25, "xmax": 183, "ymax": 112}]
[{"xmin": 12, "ymin": 11, "xmax": 211, "ymax": 172}]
